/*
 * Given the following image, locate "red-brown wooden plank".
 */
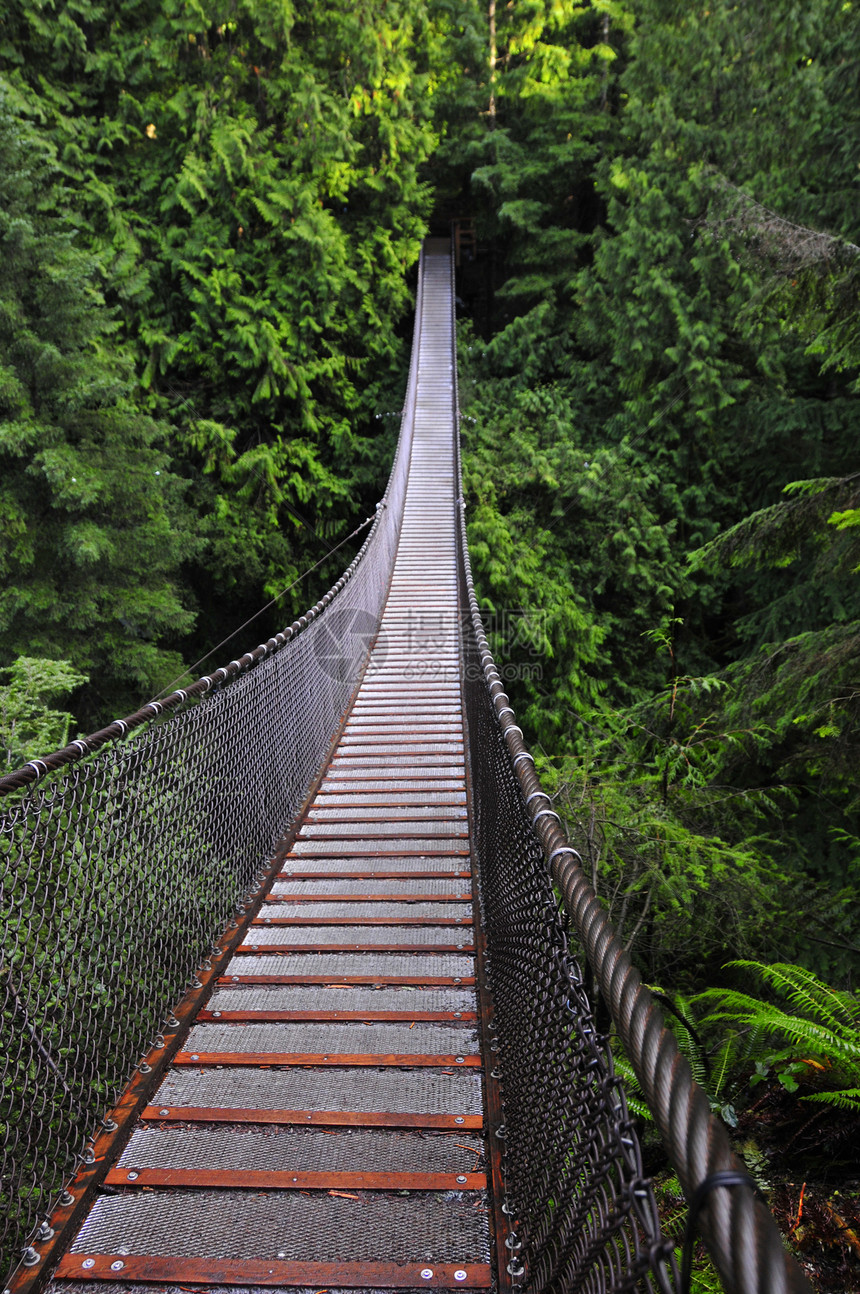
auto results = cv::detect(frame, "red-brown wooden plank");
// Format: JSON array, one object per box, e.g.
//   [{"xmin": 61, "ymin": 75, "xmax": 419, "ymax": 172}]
[{"xmin": 55, "ymin": 1256, "xmax": 492, "ymax": 1288}]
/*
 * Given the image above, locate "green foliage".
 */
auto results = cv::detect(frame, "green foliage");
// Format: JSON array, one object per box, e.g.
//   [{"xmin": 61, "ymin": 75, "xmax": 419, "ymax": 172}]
[
  {"xmin": 0, "ymin": 0, "xmax": 438, "ymax": 704},
  {"xmin": 695, "ymin": 961, "xmax": 860, "ymax": 1113},
  {"xmin": 0, "ymin": 656, "xmax": 88, "ymax": 769},
  {"xmin": 0, "ymin": 95, "xmax": 197, "ymax": 722}
]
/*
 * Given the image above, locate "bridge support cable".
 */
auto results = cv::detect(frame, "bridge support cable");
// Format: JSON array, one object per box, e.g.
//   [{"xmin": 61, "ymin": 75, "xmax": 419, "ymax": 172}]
[
  {"xmin": 0, "ymin": 260, "xmax": 425, "ymax": 1291},
  {"xmin": 4, "ymin": 243, "xmax": 493, "ymax": 1293},
  {"xmin": 449, "ymin": 258, "xmax": 814, "ymax": 1293}
]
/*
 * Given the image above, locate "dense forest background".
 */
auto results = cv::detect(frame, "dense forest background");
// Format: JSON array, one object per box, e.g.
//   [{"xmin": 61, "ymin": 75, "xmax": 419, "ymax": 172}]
[{"xmin": 2, "ymin": 1, "xmax": 859, "ymax": 1283}]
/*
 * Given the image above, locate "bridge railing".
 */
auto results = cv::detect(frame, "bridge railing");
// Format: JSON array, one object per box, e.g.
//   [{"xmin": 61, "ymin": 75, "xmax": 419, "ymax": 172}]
[
  {"xmin": 0, "ymin": 257, "xmax": 424, "ymax": 1287},
  {"xmin": 448, "ymin": 250, "xmax": 811, "ymax": 1294}
]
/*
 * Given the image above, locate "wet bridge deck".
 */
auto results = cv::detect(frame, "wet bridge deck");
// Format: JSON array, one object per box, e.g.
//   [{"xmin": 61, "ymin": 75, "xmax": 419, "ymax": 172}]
[{"xmin": 50, "ymin": 247, "xmax": 495, "ymax": 1292}]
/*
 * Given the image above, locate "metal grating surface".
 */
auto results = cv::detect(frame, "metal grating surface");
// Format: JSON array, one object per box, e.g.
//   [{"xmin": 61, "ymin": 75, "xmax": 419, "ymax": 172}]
[
  {"xmin": 257, "ymin": 902, "xmax": 471, "ymax": 921},
  {"xmin": 306, "ymin": 807, "xmax": 468, "ymax": 821},
  {"xmin": 241, "ymin": 928, "xmax": 472, "ymax": 949},
  {"xmin": 182, "ymin": 1022, "xmax": 479, "ymax": 1054},
  {"xmin": 152, "ymin": 1067, "xmax": 484, "ymax": 1116},
  {"xmin": 314, "ymin": 793, "xmax": 466, "ymax": 806},
  {"xmin": 117, "ymin": 1128, "xmax": 484, "ymax": 1175},
  {"xmin": 69, "ymin": 1193, "xmax": 490, "ymax": 1263},
  {"xmin": 270, "ymin": 880, "xmax": 471, "ymax": 898},
  {"xmin": 221, "ymin": 953, "xmax": 475, "ymax": 979},
  {"xmin": 299, "ymin": 823, "xmax": 467, "ymax": 839},
  {"xmin": 319, "ymin": 772, "xmax": 465, "ymax": 784},
  {"xmin": 290, "ymin": 841, "xmax": 469, "ymax": 857},
  {"xmin": 205, "ymin": 987, "xmax": 476, "ymax": 1014},
  {"xmin": 279, "ymin": 858, "xmax": 468, "ymax": 874}
]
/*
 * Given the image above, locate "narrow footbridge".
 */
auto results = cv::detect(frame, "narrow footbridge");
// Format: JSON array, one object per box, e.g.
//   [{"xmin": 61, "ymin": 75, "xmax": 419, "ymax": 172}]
[{"xmin": 2, "ymin": 244, "xmax": 810, "ymax": 1294}]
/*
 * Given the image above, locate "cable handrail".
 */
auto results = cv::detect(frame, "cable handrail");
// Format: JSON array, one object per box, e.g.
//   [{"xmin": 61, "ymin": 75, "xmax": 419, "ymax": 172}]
[{"xmin": 448, "ymin": 241, "xmax": 812, "ymax": 1294}]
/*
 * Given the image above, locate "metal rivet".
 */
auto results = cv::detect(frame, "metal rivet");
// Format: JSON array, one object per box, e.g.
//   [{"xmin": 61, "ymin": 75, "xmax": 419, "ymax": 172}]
[
  {"xmin": 159, "ymin": 1109, "xmax": 170, "ymax": 1116},
  {"xmin": 421, "ymin": 1270, "xmax": 434, "ymax": 1280},
  {"xmin": 190, "ymin": 1054, "xmax": 200, "ymax": 1061},
  {"xmin": 126, "ymin": 1171, "xmax": 139, "ymax": 1181},
  {"xmin": 455, "ymin": 1057, "xmax": 465, "ymax": 1064},
  {"xmin": 277, "ymin": 1252, "xmax": 286, "ymax": 1259},
  {"xmin": 81, "ymin": 1259, "xmax": 95, "ymax": 1270},
  {"xmin": 456, "ymin": 1175, "xmax": 468, "ymax": 1184},
  {"xmin": 453, "ymin": 977, "xmax": 461, "ymax": 983},
  {"xmin": 454, "ymin": 1012, "xmax": 462, "ymax": 1018},
  {"xmin": 454, "ymin": 1116, "xmax": 464, "ymax": 1124},
  {"xmin": 212, "ymin": 1011, "xmax": 222, "ymax": 1018},
  {"xmin": 111, "ymin": 1260, "xmax": 125, "ymax": 1271},
  {"xmin": 455, "ymin": 1273, "xmax": 468, "ymax": 1283},
  {"xmin": 232, "ymin": 975, "xmax": 240, "ymax": 982}
]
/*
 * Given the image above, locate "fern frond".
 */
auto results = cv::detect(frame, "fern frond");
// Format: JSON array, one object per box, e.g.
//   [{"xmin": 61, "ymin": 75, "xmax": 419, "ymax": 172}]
[
  {"xmin": 801, "ymin": 1087, "xmax": 860, "ymax": 1111},
  {"xmin": 726, "ymin": 960, "xmax": 858, "ymax": 1032}
]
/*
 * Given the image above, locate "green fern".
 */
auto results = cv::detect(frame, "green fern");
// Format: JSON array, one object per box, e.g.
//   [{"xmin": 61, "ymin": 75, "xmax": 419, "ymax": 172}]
[{"xmin": 695, "ymin": 961, "xmax": 860, "ymax": 1110}]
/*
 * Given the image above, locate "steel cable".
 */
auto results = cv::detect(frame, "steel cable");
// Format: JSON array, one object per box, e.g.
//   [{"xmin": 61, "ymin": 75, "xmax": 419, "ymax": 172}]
[{"xmin": 448, "ymin": 247, "xmax": 812, "ymax": 1294}]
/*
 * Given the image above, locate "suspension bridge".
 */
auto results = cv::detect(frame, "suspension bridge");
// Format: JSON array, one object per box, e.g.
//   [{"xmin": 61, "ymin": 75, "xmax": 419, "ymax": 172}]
[{"xmin": 1, "ymin": 243, "xmax": 811, "ymax": 1294}]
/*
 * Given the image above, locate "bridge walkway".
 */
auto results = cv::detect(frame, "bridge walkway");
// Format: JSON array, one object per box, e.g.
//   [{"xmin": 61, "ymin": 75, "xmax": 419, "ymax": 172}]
[{"xmin": 49, "ymin": 246, "xmax": 494, "ymax": 1290}]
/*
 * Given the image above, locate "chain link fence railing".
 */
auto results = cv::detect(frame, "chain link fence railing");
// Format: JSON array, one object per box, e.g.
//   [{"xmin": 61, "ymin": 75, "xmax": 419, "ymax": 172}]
[
  {"xmin": 0, "ymin": 259, "xmax": 424, "ymax": 1288},
  {"xmin": 449, "ymin": 250, "xmax": 812, "ymax": 1294}
]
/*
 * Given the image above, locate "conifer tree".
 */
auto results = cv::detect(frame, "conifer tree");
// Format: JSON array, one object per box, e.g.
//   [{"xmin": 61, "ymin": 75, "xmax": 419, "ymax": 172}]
[{"xmin": 0, "ymin": 97, "xmax": 196, "ymax": 723}]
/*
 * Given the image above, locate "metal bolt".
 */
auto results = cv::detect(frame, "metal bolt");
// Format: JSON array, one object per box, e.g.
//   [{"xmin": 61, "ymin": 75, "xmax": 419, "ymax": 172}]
[
  {"xmin": 21, "ymin": 1248, "xmax": 40, "ymax": 1268},
  {"xmin": 60, "ymin": 1191, "xmax": 74, "ymax": 1207},
  {"xmin": 102, "ymin": 1118, "xmax": 118, "ymax": 1132},
  {"xmin": 420, "ymin": 1270, "xmax": 433, "ymax": 1280},
  {"xmin": 454, "ymin": 1273, "xmax": 468, "ymax": 1283},
  {"xmin": 456, "ymin": 1175, "xmax": 468, "ymax": 1184},
  {"xmin": 454, "ymin": 1116, "xmax": 464, "ymax": 1124},
  {"xmin": 81, "ymin": 1259, "xmax": 95, "ymax": 1270},
  {"xmin": 36, "ymin": 1223, "xmax": 54, "ymax": 1242},
  {"xmin": 139, "ymin": 1062, "xmax": 152, "ymax": 1074},
  {"xmin": 126, "ymin": 1172, "xmax": 139, "ymax": 1181},
  {"xmin": 110, "ymin": 1260, "xmax": 125, "ymax": 1271}
]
